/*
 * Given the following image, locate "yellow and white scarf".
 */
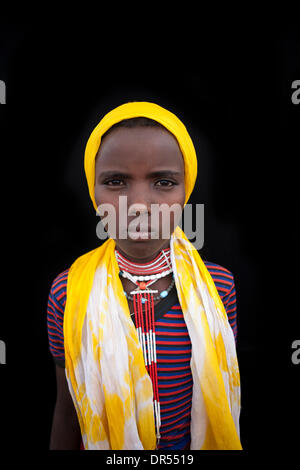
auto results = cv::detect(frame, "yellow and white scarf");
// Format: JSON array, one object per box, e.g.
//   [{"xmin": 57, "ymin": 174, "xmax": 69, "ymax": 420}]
[{"xmin": 63, "ymin": 102, "xmax": 242, "ymax": 450}]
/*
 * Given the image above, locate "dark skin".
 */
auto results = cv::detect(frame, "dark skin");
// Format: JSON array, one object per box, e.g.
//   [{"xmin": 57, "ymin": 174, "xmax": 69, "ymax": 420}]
[
  {"xmin": 95, "ymin": 126, "xmax": 185, "ymax": 313},
  {"xmin": 50, "ymin": 126, "xmax": 185, "ymax": 449},
  {"xmin": 49, "ymin": 366, "xmax": 82, "ymax": 449}
]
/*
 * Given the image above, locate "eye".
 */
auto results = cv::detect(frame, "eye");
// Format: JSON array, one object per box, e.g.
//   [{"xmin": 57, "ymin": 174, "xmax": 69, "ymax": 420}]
[
  {"xmin": 104, "ymin": 179, "xmax": 124, "ymax": 186},
  {"xmin": 155, "ymin": 179, "xmax": 176, "ymax": 187},
  {"xmin": 103, "ymin": 178, "xmax": 177, "ymax": 187}
]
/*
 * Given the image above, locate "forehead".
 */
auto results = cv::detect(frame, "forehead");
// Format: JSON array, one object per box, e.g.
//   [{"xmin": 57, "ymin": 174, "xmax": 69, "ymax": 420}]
[{"xmin": 96, "ymin": 126, "xmax": 184, "ymax": 173}]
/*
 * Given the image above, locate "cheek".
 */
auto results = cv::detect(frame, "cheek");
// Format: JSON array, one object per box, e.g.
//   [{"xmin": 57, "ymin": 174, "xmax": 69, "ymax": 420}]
[
  {"xmin": 94, "ymin": 187, "xmax": 120, "ymax": 228},
  {"xmin": 94, "ymin": 184, "xmax": 104, "ymax": 207},
  {"xmin": 95, "ymin": 185, "xmax": 120, "ymax": 208},
  {"xmin": 155, "ymin": 185, "xmax": 186, "ymax": 235},
  {"xmin": 166, "ymin": 184, "xmax": 185, "ymax": 207}
]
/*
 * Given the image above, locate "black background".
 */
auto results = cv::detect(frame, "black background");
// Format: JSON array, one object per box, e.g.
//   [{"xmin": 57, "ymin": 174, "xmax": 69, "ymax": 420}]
[{"xmin": 0, "ymin": 19, "xmax": 299, "ymax": 455}]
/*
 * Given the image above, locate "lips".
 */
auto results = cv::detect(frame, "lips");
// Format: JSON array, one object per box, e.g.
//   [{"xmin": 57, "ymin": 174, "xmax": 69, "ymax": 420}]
[
  {"xmin": 123, "ymin": 219, "xmax": 160, "ymax": 240},
  {"xmin": 127, "ymin": 226, "xmax": 159, "ymax": 241},
  {"xmin": 128, "ymin": 231, "xmax": 152, "ymax": 239}
]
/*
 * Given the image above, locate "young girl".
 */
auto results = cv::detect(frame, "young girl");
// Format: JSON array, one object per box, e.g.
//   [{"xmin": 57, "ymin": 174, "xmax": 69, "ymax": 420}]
[{"xmin": 47, "ymin": 102, "xmax": 242, "ymax": 450}]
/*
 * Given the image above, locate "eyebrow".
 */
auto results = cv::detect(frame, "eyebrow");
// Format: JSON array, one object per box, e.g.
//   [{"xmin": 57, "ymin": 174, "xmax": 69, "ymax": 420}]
[{"xmin": 99, "ymin": 170, "xmax": 182, "ymax": 179}]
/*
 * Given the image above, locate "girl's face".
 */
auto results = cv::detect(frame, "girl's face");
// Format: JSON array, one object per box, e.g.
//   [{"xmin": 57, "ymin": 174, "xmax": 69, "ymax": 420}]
[{"xmin": 95, "ymin": 126, "xmax": 185, "ymax": 262}]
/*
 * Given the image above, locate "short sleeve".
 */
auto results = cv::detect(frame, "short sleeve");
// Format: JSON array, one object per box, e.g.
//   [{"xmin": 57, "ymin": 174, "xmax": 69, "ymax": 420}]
[
  {"xmin": 222, "ymin": 276, "xmax": 238, "ymax": 341},
  {"xmin": 46, "ymin": 269, "xmax": 69, "ymax": 367}
]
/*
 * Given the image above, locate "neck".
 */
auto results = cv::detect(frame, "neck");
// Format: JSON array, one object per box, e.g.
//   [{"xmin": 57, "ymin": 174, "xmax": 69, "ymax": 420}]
[{"xmin": 115, "ymin": 240, "xmax": 170, "ymax": 264}]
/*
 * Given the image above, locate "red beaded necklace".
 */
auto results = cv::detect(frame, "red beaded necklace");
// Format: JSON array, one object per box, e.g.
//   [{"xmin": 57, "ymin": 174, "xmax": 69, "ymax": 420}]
[{"xmin": 115, "ymin": 247, "xmax": 173, "ymax": 448}]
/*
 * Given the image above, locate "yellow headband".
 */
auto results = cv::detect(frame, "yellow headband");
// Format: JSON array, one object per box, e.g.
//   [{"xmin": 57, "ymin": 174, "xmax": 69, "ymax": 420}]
[{"xmin": 84, "ymin": 101, "xmax": 198, "ymax": 211}]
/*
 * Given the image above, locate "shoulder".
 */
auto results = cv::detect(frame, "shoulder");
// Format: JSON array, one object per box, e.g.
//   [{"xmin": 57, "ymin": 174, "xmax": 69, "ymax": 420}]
[
  {"xmin": 47, "ymin": 269, "xmax": 70, "ymax": 367},
  {"xmin": 51, "ymin": 268, "xmax": 70, "ymax": 290},
  {"xmin": 49, "ymin": 268, "xmax": 70, "ymax": 305},
  {"xmin": 47, "ymin": 268, "xmax": 70, "ymax": 322}
]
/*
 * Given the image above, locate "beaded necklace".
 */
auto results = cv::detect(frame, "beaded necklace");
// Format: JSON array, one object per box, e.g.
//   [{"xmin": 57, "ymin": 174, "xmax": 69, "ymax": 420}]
[{"xmin": 115, "ymin": 247, "xmax": 174, "ymax": 448}]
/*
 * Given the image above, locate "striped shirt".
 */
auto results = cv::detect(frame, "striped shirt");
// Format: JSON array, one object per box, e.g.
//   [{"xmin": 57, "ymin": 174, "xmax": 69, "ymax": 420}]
[{"xmin": 47, "ymin": 260, "xmax": 238, "ymax": 450}]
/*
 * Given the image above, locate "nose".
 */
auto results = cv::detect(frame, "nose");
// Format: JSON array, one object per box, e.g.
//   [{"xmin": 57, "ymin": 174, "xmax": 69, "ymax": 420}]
[
  {"xmin": 127, "ymin": 198, "xmax": 155, "ymax": 237},
  {"xmin": 127, "ymin": 182, "xmax": 152, "ymax": 217},
  {"xmin": 128, "ymin": 202, "xmax": 149, "ymax": 217},
  {"xmin": 126, "ymin": 178, "xmax": 153, "ymax": 207}
]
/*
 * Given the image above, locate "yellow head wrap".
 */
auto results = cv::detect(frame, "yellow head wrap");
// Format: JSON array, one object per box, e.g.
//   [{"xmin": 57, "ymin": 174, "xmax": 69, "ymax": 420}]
[
  {"xmin": 64, "ymin": 102, "xmax": 242, "ymax": 450},
  {"xmin": 84, "ymin": 101, "xmax": 197, "ymax": 210}
]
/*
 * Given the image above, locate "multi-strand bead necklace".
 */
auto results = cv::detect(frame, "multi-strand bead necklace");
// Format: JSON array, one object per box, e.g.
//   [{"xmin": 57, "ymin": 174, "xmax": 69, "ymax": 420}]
[{"xmin": 115, "ymin": 247, "xmax": 174, "ymax": 448}]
